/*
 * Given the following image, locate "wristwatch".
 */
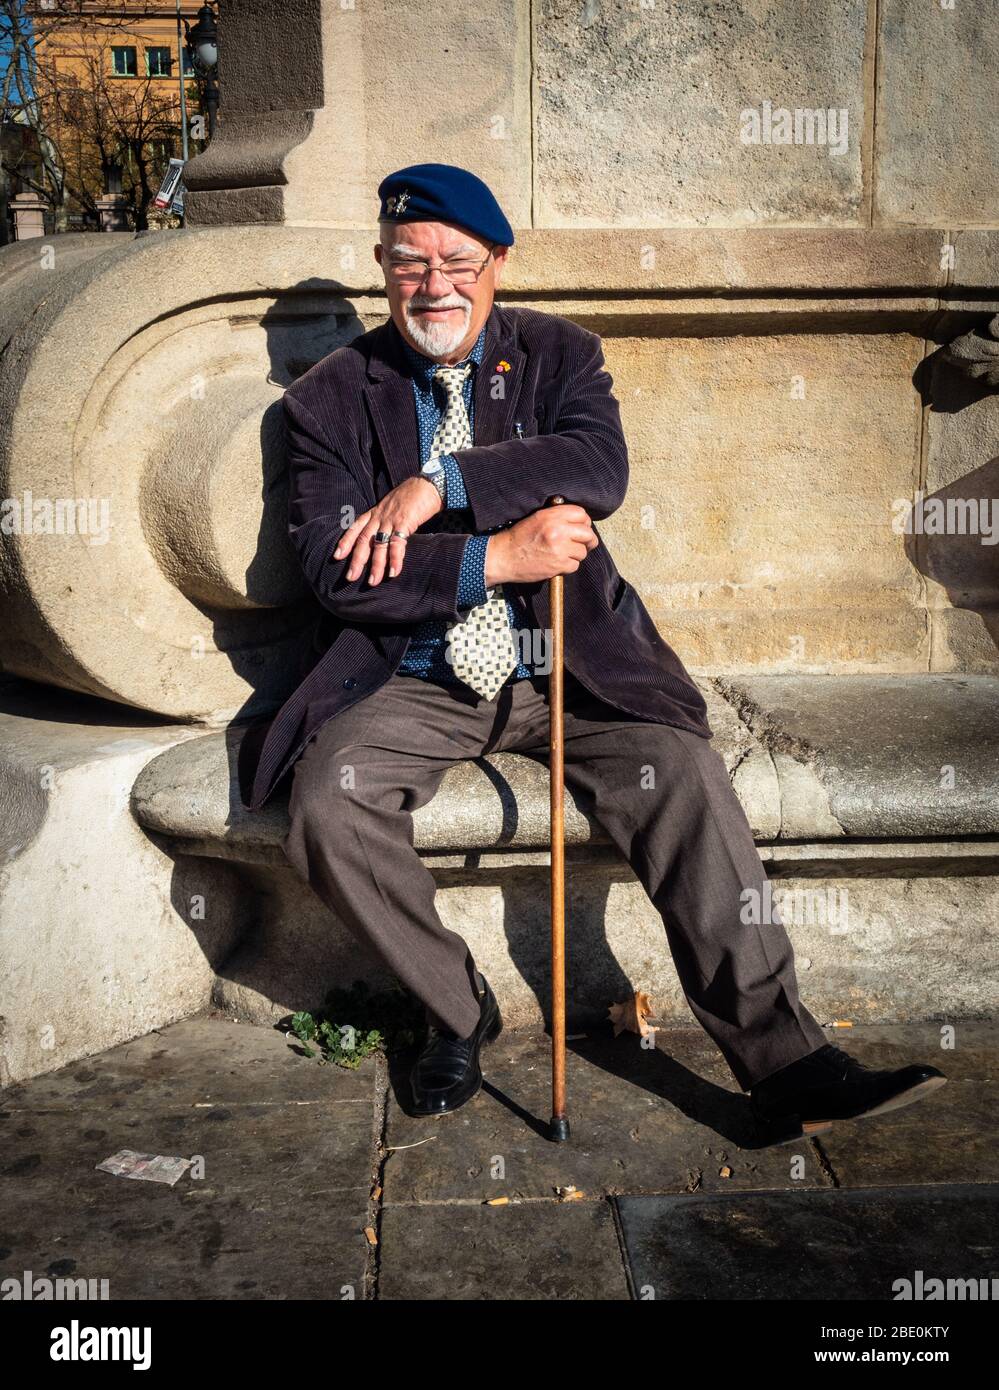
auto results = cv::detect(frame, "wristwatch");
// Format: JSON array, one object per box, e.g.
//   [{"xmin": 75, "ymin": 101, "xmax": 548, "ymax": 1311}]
[{"xmin": 420, "ymin": 457, "xmax": 447, "ymax": 501}]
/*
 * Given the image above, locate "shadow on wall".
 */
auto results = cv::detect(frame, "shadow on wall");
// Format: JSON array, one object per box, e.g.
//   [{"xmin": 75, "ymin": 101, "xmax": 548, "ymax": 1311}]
[
  {"xmin": 904, "ymin": 452, "xmax": 999, "ymax": 652},
  {"xmin": 910, "ymin": 333, "xmax": 999, "ymax": 655},
  {"xmin": 237, "ymin": 292, "xmax": 366, "ymax": 620}
]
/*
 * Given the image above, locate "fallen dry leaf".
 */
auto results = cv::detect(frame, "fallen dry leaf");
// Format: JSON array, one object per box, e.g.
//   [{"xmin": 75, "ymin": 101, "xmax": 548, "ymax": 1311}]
[{"xmin": 608, "ymin": 990, "xmax": 656, "ymax": 1038}]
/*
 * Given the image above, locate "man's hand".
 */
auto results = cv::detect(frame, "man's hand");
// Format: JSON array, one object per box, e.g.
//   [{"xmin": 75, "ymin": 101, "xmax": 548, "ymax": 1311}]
[
  {"xmin": 333, "ymin": 475, "xmax": 443, "ymax": 585},
  {"xmin": 484, "ymin": 504, "xmax": 598, "ymax": 585}
]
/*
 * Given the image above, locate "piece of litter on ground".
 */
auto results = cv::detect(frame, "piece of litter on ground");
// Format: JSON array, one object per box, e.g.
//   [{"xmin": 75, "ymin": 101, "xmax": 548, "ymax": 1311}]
[
  {"xmin": 363, "ymin": 1226, "xmax": 378, "ymax": 1246},
  {"xmin": 95, "ymin": 1150, "xmax": 191, "ymax": 1186},
  {"xmin": 485, "ymin": 1196, "xmax": 510, "ymax": 1206},
  {"xmin": 719, "ymin": 1165, "xmax": 733, "ymax": 1178},
  {"xmin": 555, "ymin": 1185, "xmax": 585, "ymax": 1201},
  {"xmin": 831, "ymin": 1020, "xmax": 854, "ymax": 1028}
]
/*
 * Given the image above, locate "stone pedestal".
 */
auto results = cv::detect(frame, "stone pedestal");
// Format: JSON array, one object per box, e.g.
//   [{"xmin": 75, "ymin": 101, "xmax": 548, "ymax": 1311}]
[
  {"xmin": 11, "ymin": 192, "xmax": 47, "ymax": 240},
  {"xmin": 95, "ymin": 192, "xmax": 130, "ymax": 233}
]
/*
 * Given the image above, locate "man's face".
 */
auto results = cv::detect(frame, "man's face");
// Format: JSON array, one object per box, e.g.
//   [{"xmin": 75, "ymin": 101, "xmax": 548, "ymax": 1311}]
[{"xmin": 375, "ymin": 220, "xmax": 508, "ymax": 363}]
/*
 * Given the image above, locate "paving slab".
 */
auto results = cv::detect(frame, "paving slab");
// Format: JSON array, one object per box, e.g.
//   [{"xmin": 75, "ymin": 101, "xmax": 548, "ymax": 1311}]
[
  {"xmin": 0, "ymin": 1016, "xmax": 377, "ymax": 1300},
  {"xmin": 815, "ymin": 1021, "xmax": 997, "ymax": 1080},
  {"xmin": 814, "ymin": 1083, "xmax": 997, "ymax": 1189},
  {"xmin": 381, "ymin": 1024, "xmax": 831, "ymax": 1203},
  {"xmin": 800, "ymin": 1022, "xmax": 998, "ymax": 1188},
  {"xmin": 0, "ymin": 1014, "xmax": 372, "ymax": 1109},
  {"xmin": 2, "ymin": 1015, "xmax": 995, "ymax": 1301},
  {"xmin": 615, "ymin": 1184, "xmax": 999, "ymax": 1301},
  {"xmin": 377, "ymin": 1199, "xmax": 630, "ymax": 1301}
]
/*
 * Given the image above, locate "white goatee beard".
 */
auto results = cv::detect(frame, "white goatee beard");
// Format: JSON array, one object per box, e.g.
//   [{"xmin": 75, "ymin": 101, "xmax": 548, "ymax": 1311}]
[{"xmin": 403, "ymin": 300, "xmax": 472, "ymax": 358}]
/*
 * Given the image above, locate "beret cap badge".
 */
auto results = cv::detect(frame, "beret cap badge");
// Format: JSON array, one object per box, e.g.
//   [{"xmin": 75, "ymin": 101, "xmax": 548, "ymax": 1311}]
[{"xmin": 385, "ymin": 190, "xmax": 411, "ymax": 217}]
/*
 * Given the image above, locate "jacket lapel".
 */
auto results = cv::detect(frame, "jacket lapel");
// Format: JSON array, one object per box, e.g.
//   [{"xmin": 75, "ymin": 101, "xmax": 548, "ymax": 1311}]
[
  {"xmin": 364, "ymin": 304, "xmax": 526, "ymax": 492},
  {"xmin": 473, "ymin": 307, "xmax": 526, "ymax": 447},
  {"xmin": 364, "ymin": 320, "xmax": 421, "ymax": 492}
]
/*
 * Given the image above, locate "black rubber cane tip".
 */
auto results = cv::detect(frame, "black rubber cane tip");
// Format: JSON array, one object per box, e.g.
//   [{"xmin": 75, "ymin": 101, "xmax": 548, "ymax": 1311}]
[{"xmin": 549, "ymin": 1116, "xmax": 571, "ymax": 1143}]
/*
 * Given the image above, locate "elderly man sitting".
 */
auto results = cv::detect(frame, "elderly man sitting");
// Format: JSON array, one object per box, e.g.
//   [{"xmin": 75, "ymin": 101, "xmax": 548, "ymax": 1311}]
[{"xmin": 240, "ymin": 162, "xmax": 946, "ymax": 1145}]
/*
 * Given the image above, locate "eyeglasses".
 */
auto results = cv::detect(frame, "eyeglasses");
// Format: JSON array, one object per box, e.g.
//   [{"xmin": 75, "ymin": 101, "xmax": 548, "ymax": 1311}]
[{"xmin": 385, "ymin": 245, "xmax": 497, "ymax": 286}]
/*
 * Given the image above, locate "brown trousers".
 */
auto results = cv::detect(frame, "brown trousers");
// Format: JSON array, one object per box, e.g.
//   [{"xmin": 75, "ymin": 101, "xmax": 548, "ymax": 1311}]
[{"xmin": 282, "ymin": 670, "xmax": 827, "ymax": 1091}]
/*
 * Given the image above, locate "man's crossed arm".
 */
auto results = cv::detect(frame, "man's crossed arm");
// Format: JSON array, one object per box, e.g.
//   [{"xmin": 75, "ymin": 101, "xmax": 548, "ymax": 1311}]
[
  {"xmin": 283, "ymin": 328, "xmax": 624, "ymax": 623},
  {"xmin": 284, "ymin": 391, "xmax": 471, "ymax": 625}
]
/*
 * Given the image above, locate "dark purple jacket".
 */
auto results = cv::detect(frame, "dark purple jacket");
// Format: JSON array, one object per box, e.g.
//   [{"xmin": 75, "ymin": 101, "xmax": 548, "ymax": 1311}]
[{"xmin": 239, "ymin": 302, "xmax": 712, "ymax": 811}]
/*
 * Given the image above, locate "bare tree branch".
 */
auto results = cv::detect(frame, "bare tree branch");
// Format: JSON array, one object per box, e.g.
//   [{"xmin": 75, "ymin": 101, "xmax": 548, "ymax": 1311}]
[{"xmin": 3, "ymin": 1, "xmax": 196, "ymax": 231}]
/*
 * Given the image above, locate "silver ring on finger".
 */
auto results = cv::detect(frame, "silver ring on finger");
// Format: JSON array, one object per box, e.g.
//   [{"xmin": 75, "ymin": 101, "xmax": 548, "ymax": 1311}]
[
  {"xmin": 373, "ymin": 530, "xmax": 393, "ymax": 545},
  {"xmin": 391, "ymin": 529, "xmax": 410, "ymax": 541}
]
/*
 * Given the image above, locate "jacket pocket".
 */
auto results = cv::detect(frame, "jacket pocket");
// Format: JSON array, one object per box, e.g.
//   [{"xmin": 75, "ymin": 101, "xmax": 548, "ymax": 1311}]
[{"xmin": 610, "ymin": 575, "xmax": 630, "ymax": 611}]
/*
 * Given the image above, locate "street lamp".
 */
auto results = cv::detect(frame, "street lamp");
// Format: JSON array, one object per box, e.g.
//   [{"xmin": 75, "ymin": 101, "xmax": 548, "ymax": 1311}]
[{"xmin": 184, "ymin": 4, "xmax": 220, "ymax": 140}]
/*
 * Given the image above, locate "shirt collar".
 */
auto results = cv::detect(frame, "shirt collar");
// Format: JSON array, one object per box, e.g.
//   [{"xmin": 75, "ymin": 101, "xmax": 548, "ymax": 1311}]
[{"xmin": 400, "ymin": 321, "xmax": 487, "ymax": 385}]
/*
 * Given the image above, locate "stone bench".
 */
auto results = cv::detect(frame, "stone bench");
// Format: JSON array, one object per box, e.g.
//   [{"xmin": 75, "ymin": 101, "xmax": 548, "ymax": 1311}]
[{"xmin": 129, "ymin": 674, "xmax": 999, "ymax": 1032}]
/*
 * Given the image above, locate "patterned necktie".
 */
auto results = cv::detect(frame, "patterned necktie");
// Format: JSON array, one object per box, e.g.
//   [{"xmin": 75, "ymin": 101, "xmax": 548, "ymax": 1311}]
[{"xmin": 429, "ymin": 364, "xmax": 518, "ymax": 700}]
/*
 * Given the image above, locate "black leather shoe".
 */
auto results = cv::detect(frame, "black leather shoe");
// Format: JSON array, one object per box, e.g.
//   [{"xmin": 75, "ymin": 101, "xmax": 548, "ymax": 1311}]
[
  {"xmin": 409, "ymin": 976, "xmax": 503, "ymax": 1116},
  {"xmin": 750, "ymin": 1043, "xmax": 947, "ymax": 1145}
]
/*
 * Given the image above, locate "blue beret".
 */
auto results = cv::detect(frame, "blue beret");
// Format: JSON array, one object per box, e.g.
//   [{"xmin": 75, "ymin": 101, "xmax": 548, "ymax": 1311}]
[{"xmin": 377, "ymin": 162, "xmax": 514, "ymax": 249}]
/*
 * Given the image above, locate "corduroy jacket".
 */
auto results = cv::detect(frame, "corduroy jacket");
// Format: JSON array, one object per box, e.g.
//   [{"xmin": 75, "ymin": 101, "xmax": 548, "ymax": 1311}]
[{"xmin": 238, "ymin": 301, "xmax": 712, "ymax": 811}]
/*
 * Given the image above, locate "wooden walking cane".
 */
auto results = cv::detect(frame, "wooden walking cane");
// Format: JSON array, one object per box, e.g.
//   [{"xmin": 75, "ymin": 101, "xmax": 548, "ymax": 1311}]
[{"xmin": 546, "ymin": 495, "xmax": 570, "ymax": 1144}]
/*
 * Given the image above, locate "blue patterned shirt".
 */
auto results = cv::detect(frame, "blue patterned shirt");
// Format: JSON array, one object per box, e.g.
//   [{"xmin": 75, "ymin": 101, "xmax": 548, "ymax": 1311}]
[{"xmin": 396, "ymin": 324, "xmax": 535, "ymax": 684}]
